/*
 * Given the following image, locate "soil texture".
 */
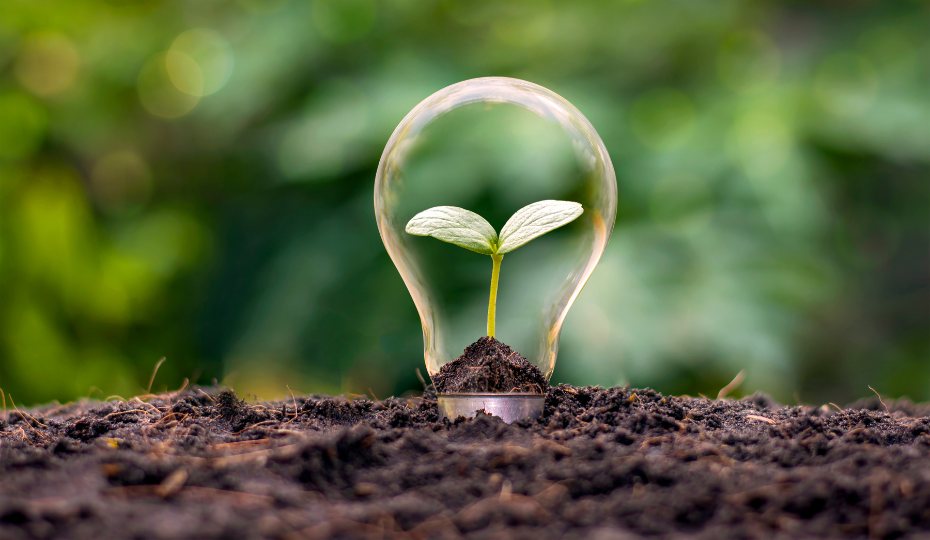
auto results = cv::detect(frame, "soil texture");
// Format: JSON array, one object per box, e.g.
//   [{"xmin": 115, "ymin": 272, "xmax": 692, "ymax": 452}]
[
  {"xmin": 1, "ymin": 384, "xmax": 929, "ymax": 540},
  {"xmin": 433, "ymin": 336, "xmax": 547, "ymax": 394}
]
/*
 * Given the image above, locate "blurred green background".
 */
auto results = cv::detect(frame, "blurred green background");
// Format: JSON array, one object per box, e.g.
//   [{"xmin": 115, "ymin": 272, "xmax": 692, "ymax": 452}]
[{"xmin": 1, "ymin": 0, "xmax": 927, "ymax": 407}]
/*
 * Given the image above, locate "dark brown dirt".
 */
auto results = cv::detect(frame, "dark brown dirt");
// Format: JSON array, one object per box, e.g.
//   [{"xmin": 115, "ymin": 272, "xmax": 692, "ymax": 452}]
[
  {"xmin": 433, "ymin": 336, "xmax": 547, "ymax": 394},
  {"xmin": 1, "ymin": 384, "xmax": 929, "ymax": 540}
]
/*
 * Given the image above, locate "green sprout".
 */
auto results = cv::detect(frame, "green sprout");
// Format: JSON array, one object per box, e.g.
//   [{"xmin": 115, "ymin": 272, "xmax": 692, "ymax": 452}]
[{"xmin": 406, "ymin": 200, "xmax": 583, "ymax": 338}]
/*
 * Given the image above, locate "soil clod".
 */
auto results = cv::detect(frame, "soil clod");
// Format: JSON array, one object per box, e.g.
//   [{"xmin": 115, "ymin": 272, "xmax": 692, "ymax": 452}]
[
  {"xmin": 1, "ymin": 385, "xmax": 929, "ymax": 539},
  {"xmin": 432, "ymin": 336, "xmax": 547, "ymax": 394}
]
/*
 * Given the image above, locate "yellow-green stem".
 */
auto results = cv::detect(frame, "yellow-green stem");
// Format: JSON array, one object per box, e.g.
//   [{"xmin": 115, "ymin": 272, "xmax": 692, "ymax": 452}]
[{"xmin": 487, "ymin": 254, "xmax": 503, "ymax": 338}]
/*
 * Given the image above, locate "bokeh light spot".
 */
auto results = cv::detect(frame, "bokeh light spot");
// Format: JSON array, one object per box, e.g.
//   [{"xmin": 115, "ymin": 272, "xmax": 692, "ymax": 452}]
[
  {"xmin": 90, "ymin": 150, "xmax": 153, "ymax": 215},
  {"xmin": 814, "ymin": 53, "xmax": 879, "ymax": 117},
  {"xmin": 137, "ymin": 53, "xmax": 201, "ymax": 118},
  {"xmin": 165, "ymin": 50, "xmax": 205, "ymax": 97},
  {"xmin": 169, "ymin": 29, "xmax": 234, "ymax": 96},
  {"xmin": 14, "ymin": 32, "xmax": 81, "ymax": 97},
  {"xmin": 729, "ymin": 110, "xmax": 793, "ymax": 179},
  {"xmin": 630, "ymin": 89, "xmax": 695, "ymax": 149}
]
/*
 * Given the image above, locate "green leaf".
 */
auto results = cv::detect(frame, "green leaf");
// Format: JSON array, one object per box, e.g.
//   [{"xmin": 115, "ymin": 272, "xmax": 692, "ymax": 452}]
[
  {"xmin": 405, "ymin": 206, "xmax": 499, "ymax": 255},
  {"xmin": 497, "ymin": 200, "xmax": 583, "ymax": 254}
]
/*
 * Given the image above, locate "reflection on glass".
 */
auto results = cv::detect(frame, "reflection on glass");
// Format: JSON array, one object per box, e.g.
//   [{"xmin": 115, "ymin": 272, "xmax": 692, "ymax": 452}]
[{"xmin": 375, "ymin": 77, "xmax": 617, "ymax": 381}]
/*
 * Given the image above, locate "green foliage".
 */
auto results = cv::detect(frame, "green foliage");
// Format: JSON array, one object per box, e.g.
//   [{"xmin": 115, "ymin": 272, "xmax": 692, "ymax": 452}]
[
  {"xmin": 406, "ymin": 201, "xmax": 583, "ymax": 337},
  {"xmin": 405, "ymin": 200, "xmax": 583, "ymax": 256},
  {"xmin": 0, "ymin": 0, "xmax": 926, "ymax": 405},
  {"xmin": 405, "ymin": 206, "xmax": 498, "ymax": 255},
  {"xmin": 497, "ymin": 201, "xmax": 584, "ymax": 255}
]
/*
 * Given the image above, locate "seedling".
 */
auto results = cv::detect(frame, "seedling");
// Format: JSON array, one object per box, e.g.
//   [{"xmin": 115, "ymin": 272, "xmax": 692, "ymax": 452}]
[{"xmin": 406, "ymin": 200, "xmax": 583, "ymax": 337}]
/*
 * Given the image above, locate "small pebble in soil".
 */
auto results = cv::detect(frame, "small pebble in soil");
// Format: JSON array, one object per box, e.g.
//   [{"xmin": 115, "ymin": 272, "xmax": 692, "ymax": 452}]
[{"xmin": 432, "ymin": 336, "xmax": 547, "ymax": 394}]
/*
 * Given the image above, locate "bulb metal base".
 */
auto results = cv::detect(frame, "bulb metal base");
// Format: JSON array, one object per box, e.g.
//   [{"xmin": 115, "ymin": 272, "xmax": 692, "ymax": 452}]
[{"xmin": 437, "ymin": 393, "xmax": 545, "ymax": 423}]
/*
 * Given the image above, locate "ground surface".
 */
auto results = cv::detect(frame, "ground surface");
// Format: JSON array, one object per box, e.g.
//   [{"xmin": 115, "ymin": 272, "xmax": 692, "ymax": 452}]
[
  {"xmin": 1, "ymin": 385, "xmax": 929, "ymax": 540},
  {"xmin": 433, "ymin": 337, "xmax": 546, "ymax": 394}
]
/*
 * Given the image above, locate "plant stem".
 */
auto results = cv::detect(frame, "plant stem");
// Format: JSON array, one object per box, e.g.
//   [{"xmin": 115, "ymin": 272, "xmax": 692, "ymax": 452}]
[{"xmin": 487, "ymin": 253, "xmax": 503, "ymax": 338}]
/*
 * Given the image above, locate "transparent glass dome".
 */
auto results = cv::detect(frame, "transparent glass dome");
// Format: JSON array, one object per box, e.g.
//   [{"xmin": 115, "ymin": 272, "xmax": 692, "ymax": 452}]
[{"xmin": 375, "ymin": 77, "xmax": 617, "ymax": 384}]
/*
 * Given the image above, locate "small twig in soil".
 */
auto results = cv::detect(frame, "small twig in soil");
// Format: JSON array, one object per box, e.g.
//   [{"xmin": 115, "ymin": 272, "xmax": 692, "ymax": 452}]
[
  {"xmin": 368, "ymin": 388, "xmax": 379, "ymax": 401},
  {"xmin": 210, "ymin": 439, "xmax": 271, "ymax": 451},
  {"xmin": 135, "ymin": 379, "xmax": 188, "ymax": 405},
  {"xmin": 197, "ymin": 389, "xmax": 216, "ymax": 403},
  {"xmin": 155, "ymin": 468, "xmax": 188, "ymax": 498},
  {"xmin": 234, "ymin": 420, "xmax": 278, "ymax": 434},
  {"xmin": 416, "ymin": 368, "xmax": 427, "ymax": 391},
  {"xmin": 104, "ymin": 409, "xmax": 149, "ymax": 420},
  {"xmin": 717, "ymin": 370, "xmax": 745, "ymax": 400},
  {"xmin": 147, "ymin": 357, "xmax": 167, "ymax": 394},
  {"xmin": 106, "ymin": 395, "xmax": 128, "ymax": 403},
  {"xmin": 829, "ymin": 402, "xmax": 848, "ymax": 419},
  {"xmin": 1, "ymin": 388, "xmax": 6, "ymax": 421},
  {"xmin": 8, "ymin": 396, "xmax": 48, "ymax": 439},
  {"xmin": 133, "ymin": 400, "xmax": 161, "ymax": 413},
  {"xmin": 9, "ymin": 398, "xmax": 47, "ymax": 428},
  {"xmin": 167, "ymin": 378, "xmax": 189, "ymax": 401},
  {"xmin": 868, "ymin": 385, "xmax": 889, "ymax": 414},
  {"xmin": 149, "ymin": 412, "xmax": 187, "ymax": 429},
  {"xmin": 285, "ymin": 385, "xmax": 299, "ymax": 424},
  {"xmin": 41, "ymin": 402, "xmax": 75, "ymax": 418},
  {"xmin": 745, "ymin": 414, "xmax": 776, "ymax": 425},
  {"xmin": 500, "ymin": 479, "xmax": 512, "ymax": 502},
  {"xmin": 639, "ymin": 436, "xmax": 670, "ymax": 450},
  {"xmin": 166, "ymin": 414, "xmax": 188, "ymax": 430}
]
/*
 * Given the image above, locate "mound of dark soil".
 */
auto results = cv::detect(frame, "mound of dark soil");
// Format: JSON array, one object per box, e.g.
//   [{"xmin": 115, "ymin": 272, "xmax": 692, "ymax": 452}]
[
  {"xmin": 433, "ymin": 336, "xmax": 547, "ymax": 394},
  {"xmin": 1, "ymin": 385, "xmax": 929, "ymax": 540}
]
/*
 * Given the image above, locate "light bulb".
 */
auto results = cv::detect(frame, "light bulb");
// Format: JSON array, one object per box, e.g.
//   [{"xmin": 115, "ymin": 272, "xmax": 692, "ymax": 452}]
[{"xmin": 375, "ymin": 77, "xmax": 617, "ymax": 421}]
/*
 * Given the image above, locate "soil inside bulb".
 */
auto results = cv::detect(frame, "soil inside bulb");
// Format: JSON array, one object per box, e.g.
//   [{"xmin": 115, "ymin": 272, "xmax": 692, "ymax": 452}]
[{"xmin": 433, "ymin": 336, "xmax": 547, "ymax": 394}]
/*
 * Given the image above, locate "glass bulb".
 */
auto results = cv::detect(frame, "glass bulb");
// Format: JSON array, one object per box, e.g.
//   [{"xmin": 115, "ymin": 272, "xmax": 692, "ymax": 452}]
[{"xmin": 375, "ymin": 77, "xmax": 617, "ymax": 394}]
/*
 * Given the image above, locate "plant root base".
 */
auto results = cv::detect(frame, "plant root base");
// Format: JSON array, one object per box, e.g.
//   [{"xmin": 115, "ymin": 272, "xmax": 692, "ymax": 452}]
[{"xmin": 433, "ymin": 336, "xmax": 547, "ymax": 394}]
